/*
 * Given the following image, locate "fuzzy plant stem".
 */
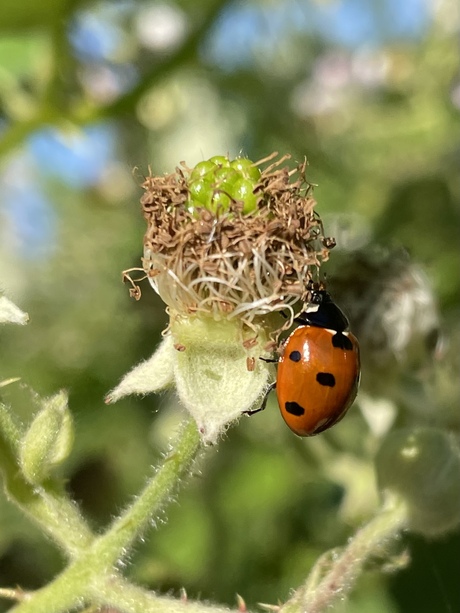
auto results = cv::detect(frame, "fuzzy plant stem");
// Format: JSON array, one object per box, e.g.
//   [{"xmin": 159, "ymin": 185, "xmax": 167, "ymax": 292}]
[
  {"xmin": 281, "ymin": 495, "xmax": 408, "ymax": 613},
  {"xmin": 9, "ymin": 418, "xmax": 202, "ymax": 613},
  {"xmin": 94, "ymin": 572, "xmax": 241, "ymax": 613},
  {"xmin": 86, "ymin": 417, "xmax": 202, "ymax": 567}
]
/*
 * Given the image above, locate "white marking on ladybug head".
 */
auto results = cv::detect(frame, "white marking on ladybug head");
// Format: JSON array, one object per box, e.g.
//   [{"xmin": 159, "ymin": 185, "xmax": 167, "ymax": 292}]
[{"xmin": 304, "ymin": 303, "xmax": 320, "ymax": 314}]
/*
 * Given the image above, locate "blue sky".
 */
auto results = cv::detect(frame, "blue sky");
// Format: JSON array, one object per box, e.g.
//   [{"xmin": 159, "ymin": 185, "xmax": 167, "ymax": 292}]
[{"xmin": 206, "ymin": 0, "xmax": 429, "ymax": 69}]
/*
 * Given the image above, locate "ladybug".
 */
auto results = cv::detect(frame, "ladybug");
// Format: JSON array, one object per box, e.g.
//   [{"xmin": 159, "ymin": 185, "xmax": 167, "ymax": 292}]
[{"xmin": 256, "ymin": 290, "xmax": 360, "ymax": 436}]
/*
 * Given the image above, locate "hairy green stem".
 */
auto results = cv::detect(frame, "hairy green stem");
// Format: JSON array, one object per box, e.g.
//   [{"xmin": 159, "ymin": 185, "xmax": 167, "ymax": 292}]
[
  {"xmin": 281, "ymin": 495, "xmax": 408, "ymax": 613},
  {"xmin": 9, "ymin": 558, "xmax": 89, "ymax": 613},
  {"xmin": 90, "ymin": 417, "xmax": 202, "ymax": 565},
  {"xmin": 9, "ymin": 418, "xmax": 202, "ymax": 613},
  {"xmin": 94, "ymin": 572, "xmax": 240, "ymax": 613},
  {"xmin": 0, "ymin": 451, "xmax": 94, "ymax": 555}
]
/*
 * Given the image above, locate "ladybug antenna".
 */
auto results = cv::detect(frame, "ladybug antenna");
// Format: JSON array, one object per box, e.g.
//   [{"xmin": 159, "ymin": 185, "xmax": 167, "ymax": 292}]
[
  {"xmin": 307, "ymin": 274, "xmax": 327, "ymax": 295},
  {"xmin": 319, "ymin": 273, "xmax": 327, "ymax": 292},
  {"xmin": 306, "ymin": 277, "xmax": 322, "ymax": 296}
]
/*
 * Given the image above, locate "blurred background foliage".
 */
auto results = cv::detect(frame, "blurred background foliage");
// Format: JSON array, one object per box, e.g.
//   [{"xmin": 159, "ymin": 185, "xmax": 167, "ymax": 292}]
[{"xmin": 0, "ymin": 0, "xmax": 459, "ymax": 611}]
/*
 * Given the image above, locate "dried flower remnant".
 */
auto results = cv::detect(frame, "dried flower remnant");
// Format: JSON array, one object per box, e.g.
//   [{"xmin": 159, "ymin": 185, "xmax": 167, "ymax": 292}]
[
  {"xmin": 140, "ymin": 154, "xmax": 331, "ymax": 327},
  {"xmin": 108, "ymin": 154, "xmax": 335, "ymax": 443}
]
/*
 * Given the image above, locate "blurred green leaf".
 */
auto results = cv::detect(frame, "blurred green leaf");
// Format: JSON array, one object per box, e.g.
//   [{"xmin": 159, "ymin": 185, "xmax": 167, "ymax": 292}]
[{"xmin": 0, "ymin": 0, "xmax": 83, "ymax": 32}]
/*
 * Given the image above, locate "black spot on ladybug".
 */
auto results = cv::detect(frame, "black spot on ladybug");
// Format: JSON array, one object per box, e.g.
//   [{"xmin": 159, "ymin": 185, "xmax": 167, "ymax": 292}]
[
  {"xmin": 316, "ymin": 372, "xmax": 336, "ymax": 387},
  {"xmin": 332, "ymin": 332, "xmax": 353, "ymax": 351},
  {"xmin": 289, "ymin": 350, "xmax": 302, "ymax": 362},
  {"xmin": 285, "ymin": 402, "xmax": 305, "ymax": 416}
]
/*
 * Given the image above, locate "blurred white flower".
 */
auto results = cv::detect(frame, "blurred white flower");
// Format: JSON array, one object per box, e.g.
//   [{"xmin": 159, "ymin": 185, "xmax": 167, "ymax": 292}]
[
  {"xmin": 135, "ymin": 3, "xmax": 187, "ymax": 52},
  {"xmin": 313, "ymin": 51, "xmax": 352, "ymax": 90},
  {"xmin": 351, "ymin": 48, "xmax": 389, "ymax": 88}
]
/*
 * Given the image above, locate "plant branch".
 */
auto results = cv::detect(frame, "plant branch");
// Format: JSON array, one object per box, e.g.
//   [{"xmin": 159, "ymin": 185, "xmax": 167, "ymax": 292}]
[
  {"xmin": 8, "ymin": 418, "xmax": 203, "ymax": 613},
  {"xmin": 87, "ymin": 0, "xmax": 229, "ymax": 122},
  {"xmin": 93, "ymin": 572, "xmax": 241, "ymax": 613},
  {"xmin": 281, "ymin": 495, "xmax": 408, "ymax": 613},
  {"xmin": 90, "ymin": 417, "xmax": 202, "ymax": 566},
  {"xmin": 0, "ymin": 0, "xmax": 229, "ymax": 160}
]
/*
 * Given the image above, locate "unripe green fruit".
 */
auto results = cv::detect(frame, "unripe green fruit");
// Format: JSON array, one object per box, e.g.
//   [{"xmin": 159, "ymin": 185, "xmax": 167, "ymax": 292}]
[
  {"xmin": 208, "ymin": 167, "xmax": 239, "ymax": 212},
  {"xmin": 191, "ymin": 160, "xmax": 215, "ymax": 179},
  {"xmin": 187, "ymin": 156, "xmax": 260, "ymax": 215},
  {"xmin": 230, "ymin": 158, "xmax": 261, "ymax": 182},
  {"xmin": 232, "ymin": 178, "xmax": 258, "ymax": 213},
  {"xmin": 208, "ymin": 155, "xmax": 230, "ymax": 167},
  {"xmin": 189, "ymin": 179, "xmax": 209, "ymax": 205},
  {"xmin": 376, "ymin": 427, "xmax": 460, "ymax": 537},
  {"xmin": 213, "ymin": 166, "xmax": 239, "ymax": 188}
]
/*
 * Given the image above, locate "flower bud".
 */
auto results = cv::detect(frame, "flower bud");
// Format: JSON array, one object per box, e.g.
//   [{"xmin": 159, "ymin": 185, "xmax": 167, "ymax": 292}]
[
  {"xmin": 376, "ymin": 427, "xmax": 460, "ymax": 536},
  {"xmin": 20, "ymin": 391, "xmax": 74, "ymax": 484}
]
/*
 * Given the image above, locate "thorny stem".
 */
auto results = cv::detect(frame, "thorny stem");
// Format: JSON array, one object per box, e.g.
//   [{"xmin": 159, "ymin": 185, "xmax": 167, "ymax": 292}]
[
  {"xmin": 94, "ymin": 572, "xmax": 242, "ymax": 613},
  {"xmin": 281, "ymin": 494, "xmax": 408, "ymax": 613}
]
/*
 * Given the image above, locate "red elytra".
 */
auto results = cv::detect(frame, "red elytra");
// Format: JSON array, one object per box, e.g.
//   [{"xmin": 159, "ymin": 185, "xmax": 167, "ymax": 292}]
[{"xmin": 276, "ymin": 324, "xmax": 360, "ymax": 436}]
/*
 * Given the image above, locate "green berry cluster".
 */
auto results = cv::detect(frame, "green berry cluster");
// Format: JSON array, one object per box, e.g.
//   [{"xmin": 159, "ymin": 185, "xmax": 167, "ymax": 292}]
[{"xmin": 188, "ymin": 156, "xmax": 261, "ymax": 214}]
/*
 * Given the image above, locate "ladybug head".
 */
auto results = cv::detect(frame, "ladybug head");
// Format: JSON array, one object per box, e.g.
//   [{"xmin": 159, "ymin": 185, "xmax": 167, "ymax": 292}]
[
  {"xmin": 310, "ymin": 289, "xmax": 329, "ymax": 305},
  {"xmin": 296, "ymin": 289, "xmax": 350, "ymax": 332}
]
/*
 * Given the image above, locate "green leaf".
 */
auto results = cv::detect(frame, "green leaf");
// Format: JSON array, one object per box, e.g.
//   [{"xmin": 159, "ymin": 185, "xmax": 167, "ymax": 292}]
[{"xmin": 0, "ymin": 0, "xmax": 80, "ymax": 32}]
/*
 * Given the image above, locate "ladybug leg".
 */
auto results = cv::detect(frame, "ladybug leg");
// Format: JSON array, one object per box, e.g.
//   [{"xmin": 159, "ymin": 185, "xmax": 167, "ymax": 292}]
[
  {"xmin": 260, "ymin": 356, "xmax": 278, "ymax": 364},
  {"xmin": 244, "ymin": 382, "xmax": 276, "ymax": 416}
]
